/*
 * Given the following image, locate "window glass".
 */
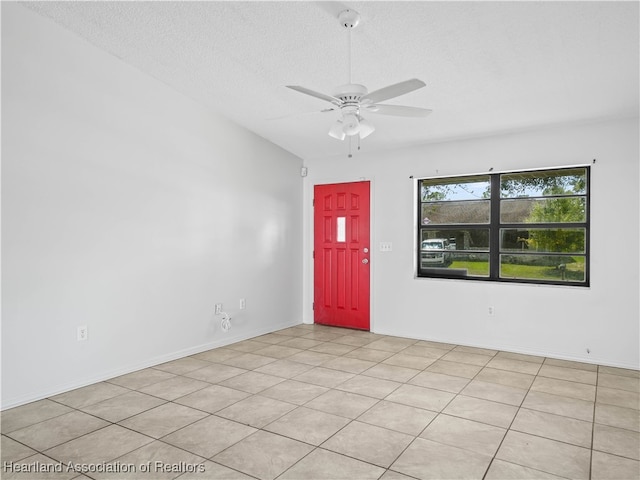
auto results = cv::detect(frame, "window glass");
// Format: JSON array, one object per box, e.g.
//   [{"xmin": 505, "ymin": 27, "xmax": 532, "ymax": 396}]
[
  {"xmin": 422, "ymin": 200, "xmax": 490, "ymax": 225},
  {"xmin": 336, "ymin": 217, "xmax": 346, "ymax": 242},
  {"xmin": 421, "ymin": 176, "xmax": 490, "ymax": 202},
  {"xmin": 419, "ymin": 230, "xmax": 490, "ymax": 278},
  {"xmin": 450, "ymin": 253, "xmax": 490, "ymax": 277},
  {"xmin": 500, "ymin": 255, "xmax": 585, "ymax": 282},
  {"xmin": 420, "ymin": 252, "xmax": 490, "ymax": 277},
  {"xmin": 500, "ymin": 168, "xmax": 586, "ymax": 198},
  {"xmin": 500, "ymin": 197, "xmax": 586, "ymax": 223},
  {"xmin": 500, "ymin": 228, "xmax": 586, "ymax": 254},
  {"xmin": 421, "ymin": 229, "xmax": 490, "ymax": 251}
]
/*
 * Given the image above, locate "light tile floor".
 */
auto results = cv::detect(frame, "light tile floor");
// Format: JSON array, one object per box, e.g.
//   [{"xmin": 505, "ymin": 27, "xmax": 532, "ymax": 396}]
[{"xmin": 2, "ymin": 324, "xmax": 639, "ymax": 480}]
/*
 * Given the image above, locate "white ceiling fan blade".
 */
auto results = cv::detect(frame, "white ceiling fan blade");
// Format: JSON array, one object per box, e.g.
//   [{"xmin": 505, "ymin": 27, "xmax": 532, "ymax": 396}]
[
  {"xmin": 365, "ymin": 104, "xmax": 432, "ymax": 117},
  {"xmin": 328, "ymin": 119, "xmax": 346, "ymax": 140},
  {"xmin": 286, "ymin": 86, "xmax": 343, "ymax": 106},
  {"xmin": 360, "ymin": 79, "xmax": 426, "ymax": 104}
]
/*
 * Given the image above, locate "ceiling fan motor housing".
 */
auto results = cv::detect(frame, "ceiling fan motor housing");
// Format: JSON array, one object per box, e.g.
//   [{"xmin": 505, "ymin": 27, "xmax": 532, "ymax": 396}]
[{"xmin": 333, "ymin": 84, "xmax": 368, "ymax": 105}]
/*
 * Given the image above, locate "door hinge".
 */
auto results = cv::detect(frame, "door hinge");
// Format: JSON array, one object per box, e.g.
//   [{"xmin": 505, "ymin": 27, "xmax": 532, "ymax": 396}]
[
  {"xmin": 312, "ymin": 302, "xmax": 315, "ymax": 310},
  {"xmin": 313, "ymin": 250, "xmax": 315, "ymax": 259},
  {"xmin": 312, "ymin": 198, "xmax": 315, "ymax": 206}
]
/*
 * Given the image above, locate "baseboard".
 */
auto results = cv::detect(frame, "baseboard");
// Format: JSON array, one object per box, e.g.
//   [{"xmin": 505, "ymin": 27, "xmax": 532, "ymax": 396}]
[
  {"xmin": 372, "ymin": 328, "xmax": 640, "ymax": 371},
  {"xmin": 1, "ymin": 319, "xmax": 302, "ymax": 411}
]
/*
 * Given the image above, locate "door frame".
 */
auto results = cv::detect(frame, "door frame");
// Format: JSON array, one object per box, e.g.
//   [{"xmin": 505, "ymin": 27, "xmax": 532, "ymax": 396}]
[{"xmin": 305, "ymin": 176, "xmax": 375, "ymax": 331}]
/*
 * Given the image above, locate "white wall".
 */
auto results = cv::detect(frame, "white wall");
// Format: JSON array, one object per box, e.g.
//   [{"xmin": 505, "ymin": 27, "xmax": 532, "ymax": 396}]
[
  {"xmin": 303, "ymin": 117, "xmax": 639, "ymax": 369},
  {"xmin": 1, "ymin": 4, "xmax": 303, "ymax": 408}
]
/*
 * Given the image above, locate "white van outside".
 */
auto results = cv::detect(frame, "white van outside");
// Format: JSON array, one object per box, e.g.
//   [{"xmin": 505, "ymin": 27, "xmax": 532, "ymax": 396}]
[{"xmin": 420, "ymin": 238, "xmax": 452, "ymax": 268}]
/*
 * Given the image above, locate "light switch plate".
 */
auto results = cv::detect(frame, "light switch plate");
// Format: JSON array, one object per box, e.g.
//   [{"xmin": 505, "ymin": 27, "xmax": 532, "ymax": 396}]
[{"xmin": 379, "ymin": 242, "xmax": 393, "ymax": 252}]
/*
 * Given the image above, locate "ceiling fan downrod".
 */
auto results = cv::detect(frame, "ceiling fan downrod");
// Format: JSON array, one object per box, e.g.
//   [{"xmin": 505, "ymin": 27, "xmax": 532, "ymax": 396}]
[{"xmin": 338, "ymin": 9, "xmax": 360, "ymax": 85}]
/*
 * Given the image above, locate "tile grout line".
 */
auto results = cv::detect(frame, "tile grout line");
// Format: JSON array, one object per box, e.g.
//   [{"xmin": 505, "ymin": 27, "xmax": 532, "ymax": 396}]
[{"xmin": 588, "ymin": 366, "xmax": 600, "ymax": 480}]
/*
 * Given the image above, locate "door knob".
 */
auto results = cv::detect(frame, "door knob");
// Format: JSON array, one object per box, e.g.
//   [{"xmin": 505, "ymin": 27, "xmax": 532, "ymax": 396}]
[{"xmin": 362, "ymin": 258, "xmax": 369, "ymax": 264}]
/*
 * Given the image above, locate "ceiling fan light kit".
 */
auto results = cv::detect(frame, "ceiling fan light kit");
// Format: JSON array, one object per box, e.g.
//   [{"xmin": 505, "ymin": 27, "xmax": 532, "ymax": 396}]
[
  {"xmin": 285, "ymin": 9, "xmax": 432, "ymax": 153},
  {"xmin": 328, "ymin": 119, "xmax": 346, "ymax": 141}
]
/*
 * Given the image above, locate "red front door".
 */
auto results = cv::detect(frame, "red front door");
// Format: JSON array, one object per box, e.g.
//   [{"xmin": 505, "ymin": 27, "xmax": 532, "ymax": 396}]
[{"xmin": 314, "ymin": 181, "xmax": 370, "ymax": 330}]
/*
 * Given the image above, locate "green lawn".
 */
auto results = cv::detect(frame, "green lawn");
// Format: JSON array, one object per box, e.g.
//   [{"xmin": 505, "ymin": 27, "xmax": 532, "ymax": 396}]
[
  {"xmin": 448, "ymin": 257, "xmax": 585, "ymax": 281},
  {"xmin": 449, "ymin": 261, "xmax": 489, "ymax": 276},
  {"xmin": 501, "ymin": 258, "xmax": 585, "ymax": 281}
]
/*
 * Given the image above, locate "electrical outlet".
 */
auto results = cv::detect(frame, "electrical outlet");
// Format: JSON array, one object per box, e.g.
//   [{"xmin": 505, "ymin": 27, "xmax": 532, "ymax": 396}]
[
  {"xmin": 77, "ymin": 326, "xmax": 88, "ymax": 341},
  {"xmin": 488, "ymin": 306, "xmax": 495, "ymax": 316},
  {"xmin": 215, "ymin": 303, "xmax": 223, "ymax": 315},
  {"xmin": 240, "ymin": 298, "xmax": 246, "ymax": 310}
]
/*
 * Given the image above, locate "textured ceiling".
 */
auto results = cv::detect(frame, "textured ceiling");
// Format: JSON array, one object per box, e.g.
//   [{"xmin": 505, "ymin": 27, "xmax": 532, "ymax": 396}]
[{"xmin": 23, "ymin": 1, "xmax": 639, "ymax": 160}]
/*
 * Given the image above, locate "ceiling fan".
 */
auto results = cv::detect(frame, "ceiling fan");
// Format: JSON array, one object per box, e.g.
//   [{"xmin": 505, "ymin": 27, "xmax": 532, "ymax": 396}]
[{"xmin": 286, "ymin": 9, "xmax": 432, "ymax": 144}]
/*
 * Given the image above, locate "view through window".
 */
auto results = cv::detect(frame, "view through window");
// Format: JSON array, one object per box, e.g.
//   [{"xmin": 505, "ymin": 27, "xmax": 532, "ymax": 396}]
[{"xmin": 417, "ymin": 167, "xmax": 589, "ymax": 286}]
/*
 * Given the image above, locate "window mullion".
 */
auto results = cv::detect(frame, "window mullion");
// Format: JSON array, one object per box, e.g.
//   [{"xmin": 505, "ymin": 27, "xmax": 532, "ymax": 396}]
[{"xmin": 490, "ymin": 174, "xmax": 501, "ymax": 279}]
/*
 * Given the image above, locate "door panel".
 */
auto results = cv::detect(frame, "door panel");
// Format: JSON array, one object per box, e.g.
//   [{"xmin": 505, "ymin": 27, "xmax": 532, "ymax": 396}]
[{"xmin": 314, "ymin": 181, "xmax": 370, "ymax": 330}]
